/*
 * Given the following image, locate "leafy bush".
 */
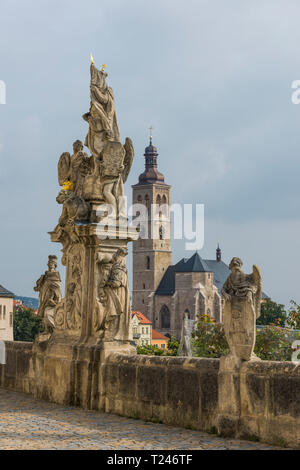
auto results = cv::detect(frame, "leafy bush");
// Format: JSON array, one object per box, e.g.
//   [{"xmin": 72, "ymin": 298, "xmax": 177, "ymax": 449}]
[
  {"xmin": 254, "ymin": 326, "xmax": 294, "ymax": 361},
  {"xmin": 192, "ymin": 315, "xmax": 229, "ymax": 358},
  {"xmin": 13, "ymin": 306, "xmax": 44, "ymax": 342},
  {"xmin": 136, "ymin": 336, "xmax": 179, "ymax": 356},
  {"xmin": 287, "ymin": 300, "xmax": 300, "ymax": 330},
  {"xmin": 136, "ymin": 344, "xmax": 165, "ymax": 356}
]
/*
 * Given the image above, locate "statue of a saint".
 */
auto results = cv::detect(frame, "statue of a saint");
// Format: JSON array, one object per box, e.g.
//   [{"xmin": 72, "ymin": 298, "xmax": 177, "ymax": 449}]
[
  {"xmin": 95, "ymin": 248, "xmax": 131, "ymax": 342},
  {"xmin": 221, "ymin": 257, "xmax": 262, "ymax": 362},
  {"xmin": 34, "ymin": 255, "xmax": 62, "ymax": 339},
  {"xmin": 83, "ymin": 63, "xmax": 120, "ymax": 158}
]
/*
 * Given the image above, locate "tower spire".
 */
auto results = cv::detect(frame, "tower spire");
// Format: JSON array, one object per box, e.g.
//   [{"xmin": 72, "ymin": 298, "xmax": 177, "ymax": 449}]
[
  {"xmin": 216, "ymin": 243, "xmax": 221, "ymax": 262},
  {"xmin": 136, "ymin": 130, "xmax": 165, "ymax": 184}
]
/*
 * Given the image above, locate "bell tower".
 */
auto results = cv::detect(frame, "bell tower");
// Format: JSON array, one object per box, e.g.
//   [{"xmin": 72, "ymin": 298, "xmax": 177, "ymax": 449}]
[{"xmin": 131, "ymin": 133, "xmax": 172, "ymax": 319}]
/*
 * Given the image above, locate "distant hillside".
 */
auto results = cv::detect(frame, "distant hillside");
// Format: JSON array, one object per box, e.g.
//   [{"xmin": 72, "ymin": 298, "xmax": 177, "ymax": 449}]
[{"xmin": 15, "ymin": 296, "xmax": 39, "ymax": 310}]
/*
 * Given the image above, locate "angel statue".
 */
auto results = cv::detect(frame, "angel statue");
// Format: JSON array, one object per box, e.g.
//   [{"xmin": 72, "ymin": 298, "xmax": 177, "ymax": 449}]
[
  {"xmin": 57, "ymin": 140, "xmax": 91, "ymax": 198},
  {"xmin": 221, "ymin": 257, "xmax": 262, "ymax": 362},
  {"xmin": 82, "ymin": 63, "xmax": 120, "ymax": 158},
  {"xmin": 98, "ymin": 137, "xmax": 134, "ymax": 218},
  {"xmin": 34, "ymin": 255, "xmax": 62, "ymax": 341}
]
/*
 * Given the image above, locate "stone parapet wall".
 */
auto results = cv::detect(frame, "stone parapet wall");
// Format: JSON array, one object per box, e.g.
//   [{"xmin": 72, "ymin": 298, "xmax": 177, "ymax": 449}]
[
  {"xmin": 101, "ymin": 354, "xmax": 219, "ymax": 431},
  {"xmin": 0, "ymin": 341, "xmax": 299, "ymax": 448}
]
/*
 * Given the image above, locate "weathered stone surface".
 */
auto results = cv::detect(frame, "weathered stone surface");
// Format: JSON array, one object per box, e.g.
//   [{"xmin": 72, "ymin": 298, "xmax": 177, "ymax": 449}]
[{"xmin": 0, "ymin": 342, "xmax": 299, "ymax": 448}]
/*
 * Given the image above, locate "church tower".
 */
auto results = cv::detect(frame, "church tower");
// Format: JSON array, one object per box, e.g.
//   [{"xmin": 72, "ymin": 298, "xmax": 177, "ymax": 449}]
[{"xmin": 131, "ymin": 133, "xmax": 172, "ymax": 320}]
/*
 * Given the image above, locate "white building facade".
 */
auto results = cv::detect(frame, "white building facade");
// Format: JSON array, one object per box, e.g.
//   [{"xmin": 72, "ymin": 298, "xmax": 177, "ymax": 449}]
[{"xmin": 0, "ymin": 285, "xmax": 14, "ymax": 341}]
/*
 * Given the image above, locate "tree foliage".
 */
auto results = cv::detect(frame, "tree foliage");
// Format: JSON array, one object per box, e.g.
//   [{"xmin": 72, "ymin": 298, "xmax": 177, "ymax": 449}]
[
  {"xmin": 13, "ymin": 306, "xmax": 44, "ymax": 342},
  {"xmin": 192, "ymin": 315, "xmax": 229, "ymax": 358},
  {"xmin": 286, "ymin": 300, "xmax": 300, "ymax": 330},
  {"xmin": 257, "ymin": 298, "xmax": 287, "ymax": 327},
  {"xmin": 136, "ymin": 336, "xmax": 179, "ymax": 356},
  {"xmin": 255, "ymin": 326, "xmax": 293, "ymax": 361}
]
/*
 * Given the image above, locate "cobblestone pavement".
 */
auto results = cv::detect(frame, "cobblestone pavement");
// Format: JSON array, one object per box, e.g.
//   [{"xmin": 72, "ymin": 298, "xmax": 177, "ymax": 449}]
[{"xmin": 0, "ymin": 389, "xmax": 281, "ymax": 450}]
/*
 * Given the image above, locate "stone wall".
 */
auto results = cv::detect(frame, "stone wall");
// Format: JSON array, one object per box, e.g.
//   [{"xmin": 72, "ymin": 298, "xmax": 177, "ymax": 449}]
[{"xmin": 0, "ymin": 341, "xmax": 299, "ymax": 448}]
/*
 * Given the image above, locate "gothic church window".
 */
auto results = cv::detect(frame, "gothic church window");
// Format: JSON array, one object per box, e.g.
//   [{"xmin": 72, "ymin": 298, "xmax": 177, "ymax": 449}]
[{"xmin": 160, "ymin": 305, "xmax": 170, "ymax": 329}]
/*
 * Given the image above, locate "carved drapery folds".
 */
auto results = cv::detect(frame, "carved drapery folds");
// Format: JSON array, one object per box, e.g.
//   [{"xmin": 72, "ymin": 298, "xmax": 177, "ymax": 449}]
[
  {"xmin": 221, "ymin": 257, "xmax": 262, "ymax": 362},
  {"xmin": 34, "ymin": 256, "xmax": 62, "ymax": 340},
  {"xmin": 94, "ymin": 248, "xmax": 131, "ymax": 342}
]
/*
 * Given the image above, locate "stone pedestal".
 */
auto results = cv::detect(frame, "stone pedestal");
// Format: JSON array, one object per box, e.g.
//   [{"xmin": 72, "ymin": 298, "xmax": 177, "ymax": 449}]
[
  {"xmin": 30, "ymin": 222, "xmax": 138, "ymax": 407},
  {"xmin": 217, "ymin": 355, "xmax": 242, "ymax": 436}
]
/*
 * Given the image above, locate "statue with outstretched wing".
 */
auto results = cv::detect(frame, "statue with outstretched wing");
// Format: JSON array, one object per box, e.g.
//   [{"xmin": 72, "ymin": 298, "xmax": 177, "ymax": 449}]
[
  {"xmin": 122, "ymin": 137, "xmax": 134, "ymax": 183},
  {"xmin": 58, "ymin": 152, "xmax": 71, "ymax": 186}
]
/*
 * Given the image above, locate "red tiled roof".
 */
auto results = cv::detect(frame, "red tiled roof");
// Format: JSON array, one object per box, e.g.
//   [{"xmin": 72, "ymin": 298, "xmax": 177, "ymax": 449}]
[
  {"xmin": 131, "ymin": 311, "xmax": 152, "ymax": 325},
  {"xmin": 152, "ymin": 329, "xmax": 169, "ymax": 340}
]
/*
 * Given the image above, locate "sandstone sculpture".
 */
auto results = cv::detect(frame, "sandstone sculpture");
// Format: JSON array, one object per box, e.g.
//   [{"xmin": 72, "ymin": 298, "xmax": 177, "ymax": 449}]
[
  {"xmin": 34, "ymin": 256, "xmax": 62, "ymax": 340},
  {"xmin": 95, "ymin": 248, "xmax": 131, "ymax": 343},
  {"xmin": 178, "ymin": 311, "xmax": 194, "ymax": 357},
  {"xmin": 221, "ymin": 257, "xmax": 262, "ymax": 362},
  {"xmin": 45, "ymin": 60, "xmax": 138, "ymax": 353}
]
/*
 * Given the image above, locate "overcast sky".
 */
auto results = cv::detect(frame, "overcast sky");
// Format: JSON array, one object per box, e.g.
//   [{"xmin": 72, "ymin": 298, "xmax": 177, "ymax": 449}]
[{"xmin": 1, "ymin": 0, "xmax": 300, "ymax": 307}]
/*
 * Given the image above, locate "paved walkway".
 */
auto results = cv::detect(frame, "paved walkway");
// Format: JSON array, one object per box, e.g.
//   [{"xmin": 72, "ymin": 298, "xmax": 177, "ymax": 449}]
[{"xmin": 0, "ymin": 389, "xmax": 279, "ymax": 450}]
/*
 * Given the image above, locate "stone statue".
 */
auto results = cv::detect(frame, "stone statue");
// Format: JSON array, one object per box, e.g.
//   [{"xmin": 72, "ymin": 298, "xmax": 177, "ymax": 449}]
[
  {"xmin": 34, "ymin": 256, "xmax": 62, "ymax": 339},
  {"xmin": 58, "ymin": 140, "xmax": 92, "ymax": 198},
  {"xmin": 53, "ymin": 189, "xmax": 91, "ymax": 265},
  {"xmin": 98, "ymin": 137, "xmax": 134, "ymax": 217},
  {"xmin": 178, "ymin": 312, "xmax": 194, "ymax": 357},
  {"xmin": 95, "ymin": 248, "xmax": 131, "ymax": 342},
  {"xmin": 221, "ymin": 257, "xmax": 262, "ymax": 362},
  {"xmin": 48, "ymin": 60, "xmax": 138, "ymax": 355},
  {"xmin": 83, "ymin": 63, "xmax": 120, "ymax": 157}
]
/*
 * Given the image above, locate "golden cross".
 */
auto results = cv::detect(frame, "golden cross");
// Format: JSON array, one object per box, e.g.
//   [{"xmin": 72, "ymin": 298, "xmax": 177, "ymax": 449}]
[{"xmin": 149, "ymin": 126, "xmax": 153, "ymax": 142}]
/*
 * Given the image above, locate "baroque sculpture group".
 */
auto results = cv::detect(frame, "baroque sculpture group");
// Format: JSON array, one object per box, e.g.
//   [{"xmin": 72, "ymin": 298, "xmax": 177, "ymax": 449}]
[{"xmin": 34, "ymin": 61, "xmax": 137, "ymax": 352}]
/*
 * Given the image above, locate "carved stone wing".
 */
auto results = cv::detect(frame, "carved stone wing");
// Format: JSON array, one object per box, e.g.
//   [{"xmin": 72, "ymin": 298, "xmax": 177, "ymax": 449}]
[
  {"xmin": 58, "ymin": 152, "xmax": 71, "ymax": 186},
  {"xmin": 122, "ymin": 137, "xmax": 134, "ymax": 183},
  {"xmin": 252, "ymin": 264, "xmax": 262, "ymax": 319}
]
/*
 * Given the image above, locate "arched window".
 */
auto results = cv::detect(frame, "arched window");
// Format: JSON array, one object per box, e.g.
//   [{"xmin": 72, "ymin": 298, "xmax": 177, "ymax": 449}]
[
  {"xmin": 184, "ymin": 309, "xmax": 191, "ymax": 319},
  {"xmin": 146, "ymin": 256, "xmax": 150, "ymax": 270},
  {"xmin": 162, "ymin": 195, "xmax": 167, "ymax": 205},
  {"xmin": 160, "ymin": 305, "xmax": 170, "ymax": 329},
  {"xmin": 156, "ymin": 194, "xmax": 161, "ymax": 206},
  {"xmin": 137, "ymin": 195, "xmax": 142, "ymax": 204},
  {"xmin": 159, "ymin": 225, "xmax": 164, "ymax": 240},
  {"xmin": 144, "ymin": 194, "xmax": 150, "ymax": 210}
]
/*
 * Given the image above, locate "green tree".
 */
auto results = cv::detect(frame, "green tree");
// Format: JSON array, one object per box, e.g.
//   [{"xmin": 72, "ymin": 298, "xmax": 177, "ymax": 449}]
[
  {"xmin": 167, "ymin": 336, "xmax": 180, "ymax": 356},
  {"xmin": 192, "ymin": 317, "xmax": 229, "ymax": 358},
  {"xmin": 286, "ymin": 300, "xmax": 300, "ymax": 330},
  {"xmin": 254, "ymin": 326, "xmax": 292, "ymax": 361},
  {"xmin": 257, "ymin": 298, "xmax": 287, "ymax": 327},
  {"xmin": 13, "ymin": 306, "xmax": 44, "ymax": 342}
]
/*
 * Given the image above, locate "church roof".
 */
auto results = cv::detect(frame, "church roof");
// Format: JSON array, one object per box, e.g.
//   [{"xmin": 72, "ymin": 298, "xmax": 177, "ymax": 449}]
[
  {"xmin": 175, "ymin": 252, "xmax": 211, "ymax": 273},
  {"xmin": 155, "ymin": 252, "xmax": 211, "ymax": 296},
  {"xmin": 0, "ymin": 284, "xmax": 15, "ymax": 298},
  {"xmin": 155, "ymin": 252, "xmax": 269, "ymax": 299}
]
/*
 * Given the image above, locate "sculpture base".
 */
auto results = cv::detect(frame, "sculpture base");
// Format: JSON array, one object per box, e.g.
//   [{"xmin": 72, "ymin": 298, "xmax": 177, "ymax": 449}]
[
  {"xmin": 31, "ymin": 336, "xmax": 136, "ymax": 409},
  {"xmin": 217, "ymin": 354, "xmax": 262, "ymax": 437}
]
